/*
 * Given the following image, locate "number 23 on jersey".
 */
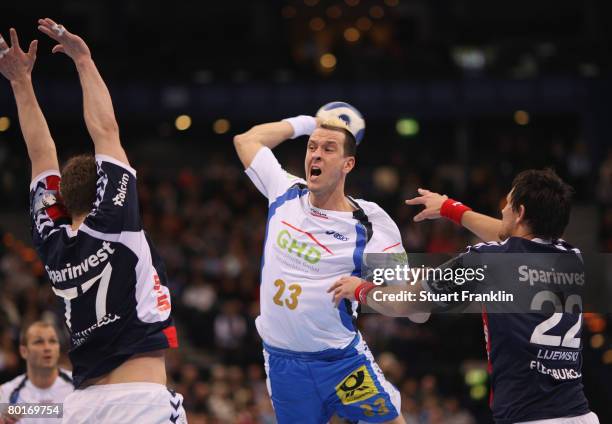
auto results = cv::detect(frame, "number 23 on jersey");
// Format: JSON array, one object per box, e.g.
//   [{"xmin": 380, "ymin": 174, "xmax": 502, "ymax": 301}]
[{"xmin": 272, "ymin": 279, "xmax": 302, "ymax": 310}]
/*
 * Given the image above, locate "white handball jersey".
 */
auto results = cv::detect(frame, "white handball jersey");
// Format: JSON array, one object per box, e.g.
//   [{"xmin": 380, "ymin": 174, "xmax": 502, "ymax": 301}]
[
  {"xmin": 0, "ymin": 369, "xmax": 73, "ymax": 423},
  {"xmin": 246, "ymin": 147, "xmax": 406, "ymax": 352}
]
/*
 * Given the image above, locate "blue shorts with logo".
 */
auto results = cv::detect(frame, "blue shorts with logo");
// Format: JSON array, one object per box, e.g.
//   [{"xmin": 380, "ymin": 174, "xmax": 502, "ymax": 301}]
[{"xmin": 263, "ymin": 334, "xmax": 401, "ymax": 424}]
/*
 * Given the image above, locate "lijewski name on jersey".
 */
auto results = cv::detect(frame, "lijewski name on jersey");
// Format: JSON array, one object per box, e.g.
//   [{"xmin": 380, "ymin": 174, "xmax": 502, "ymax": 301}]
[{"xmin": 45, "ymin": 241, "xmax": 115, "ymax": 283}]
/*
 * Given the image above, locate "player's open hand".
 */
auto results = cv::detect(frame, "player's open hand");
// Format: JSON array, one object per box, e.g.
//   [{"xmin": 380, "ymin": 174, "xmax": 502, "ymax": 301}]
[
  {"xmin": 37, "ymin": 18, "xmax": 91, "ymax": 63},
  {"xmin": 327, "ymin": 276, "xmax": 362, "ymax": 306},
  {"xmin": 404, "ymin": 188, "xmax": 448, "ymax": 222},
  {"xmin": 0, "ymin": 28, "xmax": 38, "ymax": 83}
]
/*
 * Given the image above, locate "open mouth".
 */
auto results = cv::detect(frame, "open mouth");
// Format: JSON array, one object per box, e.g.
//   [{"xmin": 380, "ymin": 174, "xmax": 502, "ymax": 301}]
[{"xmin": 310, "ymin": 166, "xmax": 322, "ymax": 178}]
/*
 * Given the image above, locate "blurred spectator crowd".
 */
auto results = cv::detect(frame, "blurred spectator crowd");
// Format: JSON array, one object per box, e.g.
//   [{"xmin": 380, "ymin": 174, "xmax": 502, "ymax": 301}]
[{"xmin": 0, "ymin": 124, "xmax": 611, "ymax": 423}]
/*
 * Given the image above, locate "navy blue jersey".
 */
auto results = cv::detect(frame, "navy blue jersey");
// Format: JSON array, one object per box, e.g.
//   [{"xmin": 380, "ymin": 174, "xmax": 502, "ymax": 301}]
[
  {"xmin": 29, "ymin": 156, "xmax": 177, "ymax": 388},
  {"xmin": 423, "ymin": 237, "xmax": 590, "ymax": 424}
]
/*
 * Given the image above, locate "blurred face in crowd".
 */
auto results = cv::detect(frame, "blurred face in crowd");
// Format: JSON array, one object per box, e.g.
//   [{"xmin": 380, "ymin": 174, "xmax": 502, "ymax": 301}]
[
  {"xmin": 19, "ymin": 324, "xmax": 60, "ymax": 371},
  {"xmin": 499, "ymin": 189, "xmax": 525, "ymax": 240},
  {"xmin": 305, "ymin": 127, "xmax": 355, "ymax": 196}
]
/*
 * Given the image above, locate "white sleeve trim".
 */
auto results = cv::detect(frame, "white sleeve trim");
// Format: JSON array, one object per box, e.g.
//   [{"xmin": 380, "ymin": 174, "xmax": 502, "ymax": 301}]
[
  {"xmin": 30, "ymin": 170, "xmax": 61, "ymax": 191},
  {"xmin": 95, "ymin": 154, "xmax": 137, "ymax": 177}
]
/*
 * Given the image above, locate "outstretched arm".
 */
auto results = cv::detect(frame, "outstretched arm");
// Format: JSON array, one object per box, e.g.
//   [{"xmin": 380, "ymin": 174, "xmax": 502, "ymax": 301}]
[
  {"xmin": 0, "ymin": 28, "xmax": 58, "ymax": 179},
  {"xmin": 234, "ymin": 116, "xmax": 319, "ymax": 169},
  {"xmin": 37, "ymin": 18, "xmax": 128, "ymax": 165},
  {"xmin": 405, "ymin": 188, "xmax": 502, "ymax": 242}
]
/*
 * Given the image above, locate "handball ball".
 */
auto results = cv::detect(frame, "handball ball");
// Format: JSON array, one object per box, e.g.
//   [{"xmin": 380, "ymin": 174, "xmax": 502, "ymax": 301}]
[{"xmin": 316, "ymin": 101, "xmax": 365, "ymax": 146}]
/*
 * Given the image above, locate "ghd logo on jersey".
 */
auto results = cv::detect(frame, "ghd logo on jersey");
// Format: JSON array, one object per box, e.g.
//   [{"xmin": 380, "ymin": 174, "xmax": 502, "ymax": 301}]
[
  {"xmin": 276, "ymin": 229, "xmax": 321, "ymax": 264},
  {"xmin": 112, "ymin": 173, "xmax": 130, "ymax": 206}
]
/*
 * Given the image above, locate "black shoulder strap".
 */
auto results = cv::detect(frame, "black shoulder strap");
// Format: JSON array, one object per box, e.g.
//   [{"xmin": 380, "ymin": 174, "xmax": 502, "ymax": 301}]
[
  {"xmin": 348, "ymin": 197, "xmax": 373, "ymax": 243},
  {"xmin": 58, "ymin": 370, "xmax": 73, "ymax": 384},
  {"xmin": 9, "ymin": 375, "xmax": 28, "ymax": 404}
]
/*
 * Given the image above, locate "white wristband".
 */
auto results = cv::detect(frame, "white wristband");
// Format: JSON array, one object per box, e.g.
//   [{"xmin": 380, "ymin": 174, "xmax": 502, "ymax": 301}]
[{"xmin": 282, "ymin": 115, "xmax": 317, "ymax": 139}]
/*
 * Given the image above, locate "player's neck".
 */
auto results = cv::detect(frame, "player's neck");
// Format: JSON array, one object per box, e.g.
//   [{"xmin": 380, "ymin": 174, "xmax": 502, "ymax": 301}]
[
  {"xmin": 70, "ymin": 214, "xmax": 87, "ymax": 231},
  {"xmin": 512, "ymin": 224, "xmax": 536, "ymax": 240},
  {"xmin": 28, "ymin": 366, "xmax": 59, "ymax": 389},
  {"xmin": 310, "ymin": 187, "xmax": 354, "ymax": 212}
]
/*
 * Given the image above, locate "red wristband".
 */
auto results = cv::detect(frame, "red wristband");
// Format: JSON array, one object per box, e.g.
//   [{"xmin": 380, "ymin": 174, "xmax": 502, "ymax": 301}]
[
  {"xmin": 440, "ymin": 198, "xmax": 472, "ymax": 225},
  {"xmin": 354, "ymin": 281, "xmax": 377, "ymax": 305}
]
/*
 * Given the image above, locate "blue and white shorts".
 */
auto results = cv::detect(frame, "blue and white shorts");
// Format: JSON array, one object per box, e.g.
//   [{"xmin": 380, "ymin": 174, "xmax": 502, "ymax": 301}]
[{"xmin": 263, "ymin": 334, "xmax": 401, "ymax": 424}]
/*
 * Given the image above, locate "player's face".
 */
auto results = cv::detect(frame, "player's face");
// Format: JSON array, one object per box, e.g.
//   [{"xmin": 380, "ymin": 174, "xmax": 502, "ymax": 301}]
[
  {"xmin": 305, "ymin": 128, "xmax": 355, "ymax": 194},
  {"xmin": 499, "ymin": 190, "xmax": 518, "ymax": 240},
  {"xmin": 20, "ymin": 326, "xmax": 60, "ymax": 370}
]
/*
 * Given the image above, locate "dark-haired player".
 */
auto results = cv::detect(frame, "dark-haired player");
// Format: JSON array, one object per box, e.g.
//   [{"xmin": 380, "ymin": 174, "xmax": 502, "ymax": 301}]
[
  {"xmin": 330, "ymin": 169, "xmax": 599, "ymax": 424},
  {"xmin": 0, "ymin": 21, "xmax": 186, "ymax": 423}
]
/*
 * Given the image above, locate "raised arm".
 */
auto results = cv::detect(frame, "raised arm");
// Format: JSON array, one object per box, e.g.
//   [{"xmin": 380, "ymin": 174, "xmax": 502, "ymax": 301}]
[
  {"xmin": 405, "ymin": 188, "xmax": 502, "ymax": 242},
  {"xmin": 0, "ymin": 28, "xmax": 59, "ymax": 179},
  {"xmin": 233, "ymin": 115, "xmax": 318, "ymax": 169},
  {"xmin": 37, "ymin": 18, "xmax": 128, "ymax": 165}
]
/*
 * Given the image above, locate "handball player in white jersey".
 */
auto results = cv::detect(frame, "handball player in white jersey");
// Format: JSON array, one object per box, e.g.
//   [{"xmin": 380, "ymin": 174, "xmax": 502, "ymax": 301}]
[
  {"xmin": 0, "ymin": 322, "xmax": 72, "ymax": 424},
  {"xmin": 234, "ymin": 103, "xmax": 421, "ymax": 423}
]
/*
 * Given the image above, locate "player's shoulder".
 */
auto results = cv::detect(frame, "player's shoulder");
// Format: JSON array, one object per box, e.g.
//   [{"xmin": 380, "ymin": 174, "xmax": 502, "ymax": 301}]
[
  {"xmin": 57, "ymin": 368, "xmax": 73, "ymax": 383},
  {"xmin": 467, "ymin": 237, "xmax": 581, "ymax": 254},
  {"xmin": 0, "ymin": 373, "xmax": 27, "ymax": 393},
  {"xmin": 466, "ymin": 238, "xmax": 513, "ymax": 253},
  {"xmin": 350, "ymin": 198, "xmax": 395, "ymax": 226},
  {"xmin": 95, "ymin": 154, "xmax": 137, "ymax": 178},
  {"xmin": 351, "ymin": 198, "xmax": 403, "ymax": 250}
]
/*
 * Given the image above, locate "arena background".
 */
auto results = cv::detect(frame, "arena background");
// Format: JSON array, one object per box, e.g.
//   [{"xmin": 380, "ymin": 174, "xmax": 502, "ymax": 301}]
[{"xmin": 1, "ymin": 1, "xmax": 611, "ymax": 423}]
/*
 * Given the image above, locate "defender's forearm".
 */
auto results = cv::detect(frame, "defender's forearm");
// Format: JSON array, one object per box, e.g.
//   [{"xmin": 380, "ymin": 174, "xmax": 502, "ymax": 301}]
[
  {"xmin": 74, "ymin": 57, "xmax": 119, "ymax": 142},
  {"xmin": 10, "ymin": 78, "xmax": 58, "ymax": 175},
  {"xmin": 461, "ymin": 210, "xmax": 503, "ymax": 242}
]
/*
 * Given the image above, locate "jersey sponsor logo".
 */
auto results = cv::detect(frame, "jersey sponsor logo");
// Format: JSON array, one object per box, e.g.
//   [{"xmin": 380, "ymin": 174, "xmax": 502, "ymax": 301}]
[
  {"xmin": 112, "ymin": 173, "xmax": 130, "ymax": 206},
  {"xmin": 72, "ymin": 312, "xmax": 121, "ymax": 346},
  {"xmin": 529, "ymin": 360, "xmax": 582, "ymax": 380},
  {"xmin": 325, "ymin": 230, "xmax": 349, "ymax": 241},
  {"xmin": 42, "ymin": 192, "xmax": 57, "ymax": 207},
  {"xmin": 276, "ymin": 229, "xmax": 321, "ymax": 264},
  {"xmin": 335, "ymin": 365, "xmax": 379, "ymax": 405},
  {"xmin": 310, "ymin": 209, "xmax": 328, "ymax": 219},
  {"xmin": 153, "ymin": 274, "xmax": 171, "ymax": 312},
  {"xmin": 45, "ymin": 241, "xmax": 115, "ymax": 283},
  {"xmin": 518, "ymin": 265, "xmax": 585, "ymax": 286}
]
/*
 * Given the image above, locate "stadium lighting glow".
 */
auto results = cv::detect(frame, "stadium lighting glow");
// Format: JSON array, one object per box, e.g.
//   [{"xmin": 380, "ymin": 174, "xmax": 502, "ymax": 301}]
[
  {"xmin": 603, "ymin": 349, "xmax": 612, "ymax": 365},
  {"xmin": 309, "ymin": 17, "xmax": 325, "ymax": 32},
  {"xmin": 396, "ymin": 118, "xmax": 419, "ymax": 137},
  {"xmin": 344, "ymin": 27, "xmax": 360, "ymax": 42},
  {"xmin": 514, "ymin": 110, "xmax": 530, "ymax": 126},
  {"xmin": 326, "ymin": 6, "xmax": 342, "ymax": 19},
  {"xmin": 213, "ymin": 119, "xmax": 231, "ymax": 134},
  {"xmin": 385, "ymin": 0, "xmax": 399, "ymax": 6},
  {"xmin": 345, "ymin": 0, "xmax": 360, "ymax": 6},
  {"xmin": 175, "ymin": 115, "xmax": 192, "ymax": 131},
  {"xmin": 370, "ymin": 5, "xmax": 385, "ymax": 19},
  {"xmin": 590, "ymin": 334, "xmax": 605, "ymax": 349},
  {"xmin": 0, "ymin": 116, "xmax": 10, "ymax": 132},
  {"xmin": 356, "ymin": 17, "xmax": 373, "ymax": 31},
  {"xmin": 465, "ymin": 368, "xmax": 487, "ymax": 386},
  {"xmin": 320, "ymin": 53, "xmax": 337, "ymax": 70},
  {"xmin": 470, "ymin": 385, "xmax": 487, "ymax": 400}
]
